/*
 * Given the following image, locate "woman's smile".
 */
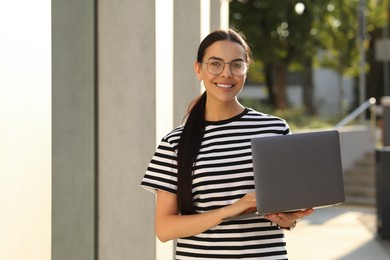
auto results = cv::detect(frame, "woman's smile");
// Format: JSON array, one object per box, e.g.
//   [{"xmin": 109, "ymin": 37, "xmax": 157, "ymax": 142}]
[{"xmin": 215, "ymin": 83, "xmax": 234, "ymax": 89}]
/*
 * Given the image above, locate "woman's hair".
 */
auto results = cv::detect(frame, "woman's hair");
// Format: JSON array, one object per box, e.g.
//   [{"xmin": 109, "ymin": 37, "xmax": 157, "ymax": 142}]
[{"xmin": 176, "ymin": 29, "xmax": 252, "ymax": 215}]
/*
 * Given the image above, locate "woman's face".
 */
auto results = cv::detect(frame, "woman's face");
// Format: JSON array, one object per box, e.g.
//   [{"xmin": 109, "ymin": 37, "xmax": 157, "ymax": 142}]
[{"xmin": 194, "ymin": 40, "xmax": 247, "ymax": 106}]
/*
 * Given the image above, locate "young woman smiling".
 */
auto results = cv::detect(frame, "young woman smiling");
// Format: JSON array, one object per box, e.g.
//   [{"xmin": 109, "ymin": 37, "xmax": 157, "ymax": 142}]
[{"xmin": 141, "ymin": 29, "xmax": 313, "ymax": 259}]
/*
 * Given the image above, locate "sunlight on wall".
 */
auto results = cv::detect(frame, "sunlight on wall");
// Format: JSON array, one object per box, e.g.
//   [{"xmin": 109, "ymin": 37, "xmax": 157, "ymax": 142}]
[
  {"xmin": 220, "ymin": 0, "xmax": 229, "ymax": 30},
  {"xmin": 156, "ymin": 0, "xmax": 174, "ymax": 142},
  {"xmin": 155, "ymin": 0, "xmax": 174, "ymax": 259},
  {"xmin": 200, "ymin": 0, "xmax": 211, "ymax": 93},
  {"xmin": 201, "ymin": 0, "xmax": 210, "ymax": 41},
  {"xmin": 0, "ymin": 1, "xmax": 51, "ymax": 260}
]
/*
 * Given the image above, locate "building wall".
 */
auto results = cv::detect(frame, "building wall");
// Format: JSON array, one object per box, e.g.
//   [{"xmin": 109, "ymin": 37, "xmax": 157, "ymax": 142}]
[
  {"xmin": 314, "ymin": 68, "xmax": 354, "ymax": 116},
  {"xmin": 52, "ymin": 1, "xmax": 227, "ymax": 259}
]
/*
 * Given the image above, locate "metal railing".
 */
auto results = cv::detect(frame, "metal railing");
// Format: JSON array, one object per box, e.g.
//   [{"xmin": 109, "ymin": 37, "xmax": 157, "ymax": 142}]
[{"xmin": 334, "ymin": 97, "xmax": 377, "ymax": 129}]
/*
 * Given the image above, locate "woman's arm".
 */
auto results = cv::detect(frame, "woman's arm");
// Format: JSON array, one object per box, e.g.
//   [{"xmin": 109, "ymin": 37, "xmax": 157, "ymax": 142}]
[{"xmin": 155, "ymin": 190, "xmax": 257, "ymax": 242}]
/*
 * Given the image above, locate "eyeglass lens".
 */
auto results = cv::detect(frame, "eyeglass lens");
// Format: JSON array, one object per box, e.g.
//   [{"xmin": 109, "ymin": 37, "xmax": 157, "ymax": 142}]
[{"xmin": 206, "ymin": 60, "xmax": 247, "ymax": 76}]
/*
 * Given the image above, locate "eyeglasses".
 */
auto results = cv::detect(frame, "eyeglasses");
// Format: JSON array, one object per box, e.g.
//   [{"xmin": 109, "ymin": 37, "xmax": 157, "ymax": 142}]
[{"xmin": 201, "ymin": 59, "xmax": 248, "ymax": 77}]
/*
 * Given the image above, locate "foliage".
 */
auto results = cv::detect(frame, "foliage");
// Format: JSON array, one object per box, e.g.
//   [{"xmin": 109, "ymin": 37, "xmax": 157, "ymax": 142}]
[
  {"xmin": 247, "ymin": 60, "xmax": 265, "ymax": 83},
  {"xmin": 231, "ymin": 0, "xmax": 321, "ymax": 63},
  {"xmin": 240, "ymin": 98, "xmax": 338, "ymax": 131},
  {"xmin": 231, "ymin": 0, "xmax": 388, "ymax": 77},
  {"xmin": 231, "ymin": 0, "xmax": 389, "ymax": 111},
  {"xmin": 314, "ymin": 0, "xmax": 388, "ymax": 76},
  {"xmin": 230, "ymin": 0, "xmax": 331, "ymax": 109}
]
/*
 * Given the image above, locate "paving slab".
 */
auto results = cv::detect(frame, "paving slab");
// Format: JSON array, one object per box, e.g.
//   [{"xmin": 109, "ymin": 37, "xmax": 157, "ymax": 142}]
[{"xmin": 285, "ymin": 205, "xmax": 390, "ymax": 260}]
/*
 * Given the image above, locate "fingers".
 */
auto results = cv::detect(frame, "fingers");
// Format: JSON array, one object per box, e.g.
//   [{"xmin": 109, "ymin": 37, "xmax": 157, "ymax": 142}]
[
  {"xmin": 264, "ymin": 208, "xmax": 314, "ymax": 224},
  {"xmin": 264, "ymin": 213, "xmax": 285, "ymax": 223},
  {"xmin": 242, "ymin": 207, "xmax": 257, "ymax": 214},
  {"xmin": 296, "ymin": 208, "xmax": 314, "ymax": 217},
  {"xmin": 241, "ymin": 193, "xmax": 257, "ymax": 208},
  {"xmin": 281, "ymin": 208, "xmax": 314, "ymax": 219},
  {"xmin": 244, "ymin": 192, "xmax": 256, "ymax": 200},
  {"xmin": 224, "ymin": 192, "xmax": 257, "ymax": 219}
]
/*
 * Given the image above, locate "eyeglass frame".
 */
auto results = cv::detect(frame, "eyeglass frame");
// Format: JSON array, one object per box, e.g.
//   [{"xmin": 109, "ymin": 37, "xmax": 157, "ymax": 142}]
[{"xmin": 200, "ymin": 58, "xmax": 249, "ymax": 77}]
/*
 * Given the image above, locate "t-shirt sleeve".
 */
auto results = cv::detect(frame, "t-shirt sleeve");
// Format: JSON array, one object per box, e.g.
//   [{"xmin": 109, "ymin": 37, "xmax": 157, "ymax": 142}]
[
  {"xmin": 284, "ymin": 120, "xmax": 292, "ymax": 135},
  {"xmin": 140, "ymin": 137, "xmax": 178, "ymax": 195}
]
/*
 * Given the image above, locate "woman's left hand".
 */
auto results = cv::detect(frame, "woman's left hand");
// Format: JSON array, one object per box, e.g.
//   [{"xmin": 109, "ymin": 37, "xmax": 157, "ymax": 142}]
[{"xmin": 264, "ymin": 208, "xmax": 314, "ymax": 229}]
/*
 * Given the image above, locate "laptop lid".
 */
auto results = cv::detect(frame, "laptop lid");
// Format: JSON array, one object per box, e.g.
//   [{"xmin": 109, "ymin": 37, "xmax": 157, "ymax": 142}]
[{"xmin": 251, "ymin": 130, "xmax": 345, "ymax": 215}]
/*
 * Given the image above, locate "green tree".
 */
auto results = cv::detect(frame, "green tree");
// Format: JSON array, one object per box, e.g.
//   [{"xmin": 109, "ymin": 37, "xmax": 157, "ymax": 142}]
[
  {"xmin": 315, "ymin": 0, "xmax": 387, "ymax": 114},
  {"xmin": 231, "ymin": 0, "xmax": 388, "ymax": 114},
  {"xmin": 230, "ymin": 0, "xmax": 329, "ymax": 110},
  {"xmin": 314, "ymin": 0, "xmax": 360, "ymax": 115}
]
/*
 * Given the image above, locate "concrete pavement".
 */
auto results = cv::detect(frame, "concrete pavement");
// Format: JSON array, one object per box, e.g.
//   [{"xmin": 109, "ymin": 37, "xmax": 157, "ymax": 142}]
[{"xmin": 285, "ymin": 205, "xmax": 390, "ymax": 260}]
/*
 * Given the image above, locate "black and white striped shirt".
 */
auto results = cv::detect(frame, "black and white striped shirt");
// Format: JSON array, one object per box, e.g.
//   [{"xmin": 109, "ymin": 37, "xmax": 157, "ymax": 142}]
[{"xmin": 141, "ymin": 108, "xmax": 291, "ymax": 259}]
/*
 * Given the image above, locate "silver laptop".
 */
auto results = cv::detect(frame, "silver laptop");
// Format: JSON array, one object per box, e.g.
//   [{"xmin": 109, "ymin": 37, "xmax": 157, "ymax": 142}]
[{"xmin": 226, "ymin": 130, "xmax": 345, "ymax": 220}]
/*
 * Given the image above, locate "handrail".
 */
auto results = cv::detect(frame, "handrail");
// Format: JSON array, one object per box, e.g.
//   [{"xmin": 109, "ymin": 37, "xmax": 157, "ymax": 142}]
[{"xmin": 334, "ymin": 97, "xmax": 377, "ymax": 129}]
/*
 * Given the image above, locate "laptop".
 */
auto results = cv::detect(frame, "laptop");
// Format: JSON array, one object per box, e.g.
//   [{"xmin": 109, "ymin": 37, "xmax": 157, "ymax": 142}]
[{"xmin": 226, "ymin": 130, "xmax": 345, "ymax": 220}]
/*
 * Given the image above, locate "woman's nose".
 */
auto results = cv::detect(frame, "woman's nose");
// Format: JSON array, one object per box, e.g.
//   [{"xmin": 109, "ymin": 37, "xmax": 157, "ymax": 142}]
[{"xmin": 220, "ymin": 63, "xmax": 232, "ymax": 77}]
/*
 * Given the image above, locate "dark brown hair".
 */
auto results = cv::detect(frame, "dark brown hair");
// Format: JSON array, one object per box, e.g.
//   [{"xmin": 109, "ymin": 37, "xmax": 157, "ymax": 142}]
[{"xmin": 176, "ymin": 29, "xmax": 252, "ymax": 215}]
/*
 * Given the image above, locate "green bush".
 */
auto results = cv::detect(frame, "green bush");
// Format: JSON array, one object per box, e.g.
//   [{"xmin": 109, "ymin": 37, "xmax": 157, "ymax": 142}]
[{"xmin": 239, "ymin": 99, "xmax": 338, "ymax": 131}]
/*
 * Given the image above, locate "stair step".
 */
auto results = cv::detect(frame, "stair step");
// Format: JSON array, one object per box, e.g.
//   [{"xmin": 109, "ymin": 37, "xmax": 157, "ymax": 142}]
[
  {"xmin": 343, "ymin": 175, "xmax": 375, "ymax": 185},
  {"xmin": 344, "ymin": 169, "xmax": 375, "ymax": 176},
  {"xmin": 342, "ymin": 152, "xmax": 376, "ymax": 206},
  {"xmin": 344, "ymin": 185, "xmax": 376, "ymax": 196},
  {"xmin": 345, "ymin": 196, "xmax": 376, "ymax": 206},
  {"xmin": 353, "ymin": 158, "xmax": 375, "ymax": 168}
]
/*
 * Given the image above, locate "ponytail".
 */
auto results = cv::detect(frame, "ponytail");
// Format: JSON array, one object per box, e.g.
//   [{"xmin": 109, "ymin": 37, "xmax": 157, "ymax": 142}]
[{"xmin": 177, "ymin": 92, "xmax": 206, "ymax": 215}]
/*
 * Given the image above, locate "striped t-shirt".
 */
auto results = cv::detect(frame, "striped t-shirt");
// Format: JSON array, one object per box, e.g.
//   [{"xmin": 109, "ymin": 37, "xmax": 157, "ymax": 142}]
[{"xmin": 141, "ymin": 108, "xmax": 291, "ymax": 259}]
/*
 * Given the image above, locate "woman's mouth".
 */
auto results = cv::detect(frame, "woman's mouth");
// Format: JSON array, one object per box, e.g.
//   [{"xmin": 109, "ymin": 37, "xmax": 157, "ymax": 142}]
[{"xmin": 216, "ymin": 83, "xmax": 233, "ymax": 89}]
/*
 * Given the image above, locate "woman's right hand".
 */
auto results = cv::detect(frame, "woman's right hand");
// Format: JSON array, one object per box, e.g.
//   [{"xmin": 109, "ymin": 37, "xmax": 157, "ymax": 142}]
[
  {"xmin": 222, "ymin": 192, "xmax": 257, "ymax": 219},
  {"xmin": 155, "ymin": 191, "xmax": 257, "ymax": 242}
]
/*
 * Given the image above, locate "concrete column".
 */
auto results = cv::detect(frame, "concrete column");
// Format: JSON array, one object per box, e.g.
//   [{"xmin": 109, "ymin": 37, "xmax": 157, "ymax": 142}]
[
  {"xmin": 210, "ymin": 0, "xmax": 222, "ymax": 31},
  {"xmin": 53, "ymin": 1, "xmax": 229, "ymax": 259},
  {"xmin": 52, "ymin": 0, "xmax": 96, "ymax": 259},
  {"xmin": 173, "ymin": 0, "xmax": 202, "ymax": 126},
  {"xmin": 98, "ymin": 0, "xmax": 156, "ymax": 259},
  {"xmin": 210, "ymin": 0, "xmax": 230, "ymax": 31}
]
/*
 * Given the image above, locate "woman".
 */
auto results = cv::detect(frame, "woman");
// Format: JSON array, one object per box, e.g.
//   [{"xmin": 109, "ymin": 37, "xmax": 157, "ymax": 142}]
[{"xmin": 141, "ymin": 29, "xmax": 313, "ymax": 259}]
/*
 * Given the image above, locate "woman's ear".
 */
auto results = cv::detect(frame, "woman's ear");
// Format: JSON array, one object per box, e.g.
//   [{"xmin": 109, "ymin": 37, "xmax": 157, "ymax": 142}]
[{"xmin": 194, "ymin": 61, "xmax": 202, "ymax": 81}]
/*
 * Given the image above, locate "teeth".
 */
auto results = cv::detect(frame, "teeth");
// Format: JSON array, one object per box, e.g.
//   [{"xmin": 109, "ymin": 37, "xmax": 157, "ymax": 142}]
[{"xmin": 217, "ymin": 84, "xmax": 233, "ymax": 88}]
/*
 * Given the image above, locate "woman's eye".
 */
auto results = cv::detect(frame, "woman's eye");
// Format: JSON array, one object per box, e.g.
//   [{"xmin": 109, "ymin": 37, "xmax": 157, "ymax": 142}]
[
  {"xmin": 210, "ymin": 61, "xmax": 222, "ymax": 67},
  {"xmin": 232, "ymin": 62, "xmax": 242, "ymax": 69}
]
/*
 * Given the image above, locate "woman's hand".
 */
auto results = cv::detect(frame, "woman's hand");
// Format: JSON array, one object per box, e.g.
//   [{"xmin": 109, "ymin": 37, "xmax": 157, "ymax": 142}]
[
  {"xmin": 222, "ymin": 192, "xmax": 257, "ymax": 219},
  {"xmin": 155, "ymin": 191, "xmax": 258, "ymax": 242},
  {"xmin": 264, "ymin": 208, "xmax": 314, "ymax": 229}
]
